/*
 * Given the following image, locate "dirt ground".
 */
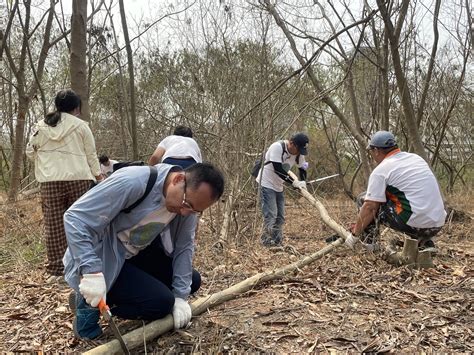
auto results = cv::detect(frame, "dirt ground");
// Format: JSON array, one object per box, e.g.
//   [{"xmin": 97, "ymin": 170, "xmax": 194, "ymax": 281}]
[{"xmin": 0, "ymin": 192, "xmax": 473, "ymax": 353}]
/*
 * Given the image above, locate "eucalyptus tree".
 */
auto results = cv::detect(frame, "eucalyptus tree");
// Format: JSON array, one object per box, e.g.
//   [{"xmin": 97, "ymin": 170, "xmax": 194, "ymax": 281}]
[
  {"xmin": 70, "ymin": 0, "xmax": 90, "ymax": 120},
  {"xmin": 118, "ymin": 0, "xmax": 138, "ymax": 160}
]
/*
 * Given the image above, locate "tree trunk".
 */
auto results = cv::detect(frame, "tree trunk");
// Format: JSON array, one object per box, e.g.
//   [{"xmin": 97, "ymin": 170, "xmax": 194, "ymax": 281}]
[
  {"xmin": 0, "ymin": 0, "xmax": 19, "ymax": 59},
  {"xmin": 264, "ymin": 0, "xmax": 371, "ymax": 181},
  {"xmin": 8, "ymin": 95, "xmax": 29, "ymax": 201},
  {"xmin": 384, "ymin": 235, "xmax": 433, "ymax": 269},
  {"xmin": 6, "ymin": 0, "xmax": 56, "ymax": 201},
  {"xmin": 381, "ymin": 34, "xmax": 390, "ymax": 130},
  {"xmin": 375, "ymin": 0, "xmax": 429, "ymax": 162},
  {"xmin": 118, "ymin": 0, "xmax": 138, "ymax": 160},
  {"xmin": 104, "ymin": 0, "xmax": 130, "ymax": 158},
  {"xmin": 70, "ymin": 0, "xmax": 90, "ymax": 121}
]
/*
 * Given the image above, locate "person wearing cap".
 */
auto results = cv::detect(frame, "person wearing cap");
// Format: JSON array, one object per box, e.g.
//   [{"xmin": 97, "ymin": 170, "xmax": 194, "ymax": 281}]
[
  {"xmin": 255, "ymin": 133, "xmax": 309, "ymax": 247},
  {"xmin": 346, "ymin": 130, "xmax": 446, "ymax": 251}
]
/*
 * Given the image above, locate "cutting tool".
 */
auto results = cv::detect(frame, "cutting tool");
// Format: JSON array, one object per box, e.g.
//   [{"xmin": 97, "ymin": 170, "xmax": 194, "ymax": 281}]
[
  {"xmin": 306, "ymin": 174, "xmax": 340, "ymax": 184},
  {"xmin": 98, "ymin": 299, "xmax": 130, "ymax": 354}
]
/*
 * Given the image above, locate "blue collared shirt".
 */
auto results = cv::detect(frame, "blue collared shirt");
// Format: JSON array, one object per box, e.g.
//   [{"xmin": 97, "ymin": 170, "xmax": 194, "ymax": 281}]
[{"xmin": 63, "ymin": 164, "xmax": 197, "ymax": 299}]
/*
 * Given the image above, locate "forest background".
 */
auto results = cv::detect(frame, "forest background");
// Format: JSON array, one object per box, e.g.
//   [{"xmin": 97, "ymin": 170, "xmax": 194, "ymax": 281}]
[{"xmin": 1, "ymin": 0, "xmax": 472, "ymax": 201}]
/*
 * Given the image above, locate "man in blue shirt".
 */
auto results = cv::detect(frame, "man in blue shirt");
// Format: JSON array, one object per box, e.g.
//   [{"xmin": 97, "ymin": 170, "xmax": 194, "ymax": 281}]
[{"xmin": 63, "ymin": 162, "xmax": 224, "ymax": 339}]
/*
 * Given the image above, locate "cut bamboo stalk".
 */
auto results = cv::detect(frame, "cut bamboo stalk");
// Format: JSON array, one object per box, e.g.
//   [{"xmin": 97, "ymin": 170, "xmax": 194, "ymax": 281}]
[
  {"xmin": 401, "ymin": 237, "xmax": 418, "ymax": 265},
  {"xmin": 416, "ymin": 250, "xmax": 434, "ymax": 269},
  {"xmin": 84, "ymin": 238, "xmax": 344, "ymax": 354},
  {"xmin": 383, "ymin": 235, "xmax": 434, "ymax": 268},
  {"xmin": 287, "ymin": 171, "xmax": 352, "ymax": 242}
]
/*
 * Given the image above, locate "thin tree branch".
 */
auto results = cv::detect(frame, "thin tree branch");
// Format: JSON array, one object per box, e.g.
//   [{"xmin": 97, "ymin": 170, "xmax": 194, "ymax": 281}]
[
  {"xmin": 0, "ymin": 0, "xmax": 19, "ymax": 60},
  {"xmin": 416, "ymin": 0, "xmax": 441, "ymax": 127}
]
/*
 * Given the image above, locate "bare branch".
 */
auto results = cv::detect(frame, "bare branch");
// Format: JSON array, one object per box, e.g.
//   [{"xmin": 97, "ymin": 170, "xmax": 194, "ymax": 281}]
[{"xmin": 0, "ymin": 0, "xmax": 19, "ymax": 60}]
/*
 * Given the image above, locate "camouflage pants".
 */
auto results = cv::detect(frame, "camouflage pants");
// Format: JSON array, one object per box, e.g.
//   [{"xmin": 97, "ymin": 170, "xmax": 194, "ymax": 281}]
[{"xmin": 356, "ymin": 192, "xmax": 442, "ymax": 243}]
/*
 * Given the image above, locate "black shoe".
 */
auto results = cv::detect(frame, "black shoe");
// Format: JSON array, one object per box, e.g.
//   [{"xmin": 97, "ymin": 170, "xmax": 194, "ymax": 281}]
[
  {"xmin": 325, "ymin": 235, "xmax": 341, "ymax": 244},
  {"xmin": 419, "ymin": 239, "xmax": 438, "ymax": 253}
]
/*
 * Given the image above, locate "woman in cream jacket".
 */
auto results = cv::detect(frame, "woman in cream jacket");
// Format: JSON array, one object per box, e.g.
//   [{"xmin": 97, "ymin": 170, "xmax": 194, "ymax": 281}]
[{"xmin": 26, "ymin": 89, "xmax": 102, "ymax": 277}]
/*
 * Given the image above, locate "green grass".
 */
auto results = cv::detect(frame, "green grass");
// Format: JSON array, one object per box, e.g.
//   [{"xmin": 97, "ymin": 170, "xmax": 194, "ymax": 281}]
[{"xmin": 0, "ymin": 229, "xmax": 45, "ymax": 273}]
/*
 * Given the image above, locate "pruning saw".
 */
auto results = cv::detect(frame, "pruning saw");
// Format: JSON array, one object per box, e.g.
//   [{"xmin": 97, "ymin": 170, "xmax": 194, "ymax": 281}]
[
  {"xmin": 98, "ymin": 299, "xmax": 130, "ymax": 354},
  {"xmin": 306, "ymin": 174, "xmax": 340, "ymax": 184}
]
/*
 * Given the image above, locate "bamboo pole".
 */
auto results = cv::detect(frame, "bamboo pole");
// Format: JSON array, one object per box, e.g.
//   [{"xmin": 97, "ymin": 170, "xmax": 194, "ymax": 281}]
[
  {"xmin": 288, "ymin": 171, "xmax": 352, "ymax": 242},
  {"xmin": 84, "ymin": 238, "xmax": 344, "ymax": 354},
  {"xmin": 85, "ymin": 172, "xmax": 353, "ymax": 354}
]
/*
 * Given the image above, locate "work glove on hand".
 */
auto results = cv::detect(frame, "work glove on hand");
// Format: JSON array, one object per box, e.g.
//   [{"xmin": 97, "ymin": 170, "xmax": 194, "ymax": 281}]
[
  {"xmin": 79, "ymin": 272, "xmax": 106, "ymax": 307},
  {"xmin": 345, "ymin": 234, "xmax": 358, "ymax": 249},
  {"xmin": 301, "ymin": 162, "xmax": 309, "ymax": 170},
  {"xmin": 292, "ymin": 180, "xmax": 307, "ymax": 189},
  {"xmin": 172, "ymin": 297, "xmax": 192, "ymax": 329}
]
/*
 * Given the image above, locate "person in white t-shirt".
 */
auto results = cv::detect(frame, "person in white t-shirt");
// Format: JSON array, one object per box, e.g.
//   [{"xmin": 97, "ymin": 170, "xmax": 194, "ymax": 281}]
[
  {"xmin": 346, "ymin": 131, "xmax": 446, "ymax": 252},
  {"xmin": 148, "ymin": 126, "xmax": 202, "ymax": 169},
  {"xmin": 255, "ymin": 133, "xmax": 309, "ymax": 246},
  {"xmin": 99, "ymin": 154, "xmax": 118, "ymax": 178}
]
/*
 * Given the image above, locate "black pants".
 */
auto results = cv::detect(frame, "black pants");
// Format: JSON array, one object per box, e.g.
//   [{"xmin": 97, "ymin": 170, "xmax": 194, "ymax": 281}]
[
  {"xmin": 107, "ymin": 238, "xmax": 201, "ymax": 320},
  {"xmin": 162, "ymin": 157, "xmax": 197, "ymax": 169}
]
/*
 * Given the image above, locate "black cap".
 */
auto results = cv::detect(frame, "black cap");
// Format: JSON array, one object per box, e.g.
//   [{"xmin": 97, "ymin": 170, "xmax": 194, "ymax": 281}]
[{"xmin": 291, "ymin": 133, "xmax": 309, "ymax": 155}]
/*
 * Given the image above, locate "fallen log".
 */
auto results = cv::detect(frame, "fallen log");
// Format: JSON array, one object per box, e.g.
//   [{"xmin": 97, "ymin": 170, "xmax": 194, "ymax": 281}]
[{"xmin": 84, "ymin": 238, "xmax": 344, "ymax": 354}]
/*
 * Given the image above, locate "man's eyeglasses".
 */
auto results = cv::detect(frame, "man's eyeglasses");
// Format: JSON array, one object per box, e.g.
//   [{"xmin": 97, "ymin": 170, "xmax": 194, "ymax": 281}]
[{"xmin": 182, "ymin": 175, "xmax": 200, "ymax": 214}]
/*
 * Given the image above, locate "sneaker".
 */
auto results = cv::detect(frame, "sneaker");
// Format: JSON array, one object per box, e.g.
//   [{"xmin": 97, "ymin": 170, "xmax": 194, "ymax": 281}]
[
  {"xmin": 418, "ymin": 240, "xmax": 438, "ymax": 253},
  {"xmin": 261, "ymin": 236, "xmax": 282, "ymax": 247},
  {"xmin": 72, "ymin": 292, "xmax": 102, "ymax": 339}
]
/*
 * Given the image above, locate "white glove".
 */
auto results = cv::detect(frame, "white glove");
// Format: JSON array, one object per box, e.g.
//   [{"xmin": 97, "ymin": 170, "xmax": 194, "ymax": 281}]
[
  {"xmin": 79, "ymin": 273, "xmax": 106, "ymax": 307},
  {"xmin": 345, "ymin": 234, "xmax": 358, "ymax": 249},
  {"xmin": 172, "ymin": 297, "xmax": 192, "ymax": 329},
  {"xmin": 292, "ymin": 180, "xmax": 307, "ymax": 189}
]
